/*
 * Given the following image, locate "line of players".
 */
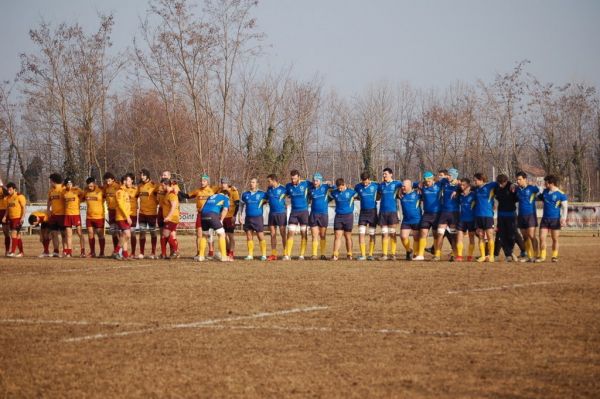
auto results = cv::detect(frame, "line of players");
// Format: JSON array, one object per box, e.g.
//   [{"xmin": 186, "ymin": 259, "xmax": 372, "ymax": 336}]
[{"xmin": 2, "ymin": 167, "xmax": 568, "ymax": 263}]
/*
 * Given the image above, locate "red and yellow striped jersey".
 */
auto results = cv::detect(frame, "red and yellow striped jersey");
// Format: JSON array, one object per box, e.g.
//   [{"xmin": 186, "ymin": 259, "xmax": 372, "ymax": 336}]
[
  {"xmin": 63, "ymin": 188, "xmax": 82, "ymax": 216},
  {"xmin": 48, "ymin": 185, "xmax": 65, "ymax": 216},
  {"xmin": 84, "ymin": 187, "xmax": 105, "ymax": 219},
  {"xmin": 115, "ymin": 186, "xmax": 131, "ymax": 222},
  {"xmin": 138, "ymin": 181, "xmax": 159, "ymax": 216},
  {"xmin": 161, "ymin": 191, "xmax": 180, "ymax": 223},
  {"xmin": 6, "ymin": 193, "xmax": 26, "ymax": 219}
]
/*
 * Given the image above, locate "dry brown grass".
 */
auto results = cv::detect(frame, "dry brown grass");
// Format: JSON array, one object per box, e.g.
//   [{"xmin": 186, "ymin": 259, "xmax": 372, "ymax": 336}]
[{"xmin": 1, "ymin": 235, "xmax": 599, "ymax": 398}]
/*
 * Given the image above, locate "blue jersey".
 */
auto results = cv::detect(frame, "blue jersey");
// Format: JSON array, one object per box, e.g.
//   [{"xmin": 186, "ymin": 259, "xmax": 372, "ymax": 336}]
[
  {"xmin": 516, "ymin": 185, "xmax": 539, "ymax": 216},
  {"xmin": 474, "ymin": 182, "xmax": 498, "ymax": 217},
  {"xmin": 441, "ymin": 181, "xmax": 460, "ymax": 212},
  {"xmin": 539, "ymin": 188, "xmax": 568, "ymax": 219},
  {"xmin": 354, "ymin": 182, "xmax": 379, "ymax": 210},
  {"xmin": 377, "ymin": 180, "xmax": 402, "ymax": 212},
  {"xmin": 421, "ymin": 181, "xmax": 444, "ymax": 214},
  {"xmin": 330, "ymin": 188, "xmax": 357, "ymax": 215},
  {"xmin": 309, "ymin": 184, "xmax": 332, "ymax": 215},
  {"xmin": 459, "ymin": 191, "xmax": 477, "ymax": 222},
  {"xmin": 266, "ymin": 185, "xmax": 287, "ymax": 214},
  {"xmin": 400, "ymin": 190, "xmax": 422, "ymax": 224},
  {"xmin": 241, "ymin": 190, "xmax": 267, "ymax": 217},
  {"xmin": 201, "ymin": 193, "xmax": 230, "ymax": 215},
  {"xmin": 285, "ymin": 181, "xmax": 312, "ymax": 212}
]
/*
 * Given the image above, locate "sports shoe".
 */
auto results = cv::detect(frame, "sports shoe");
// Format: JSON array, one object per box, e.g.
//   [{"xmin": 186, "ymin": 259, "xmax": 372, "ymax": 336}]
[
  {"xmin": 137, "ymin": 254, "xmax": 145, "ymax": 260},
  {"xmin": 432, "ymin": 256, "xmax": 441, "ymax": 262},
  {"xmin": 282, "ymin": 255, "xmax": 290, "ymax": 261},
  {"xmin": 413, "ymin": 255, "xmax": 425, "ymax": 261},
  {"xmin": 506, "ymin": 256, "xmax": 514, "ymax": 262},
  {"xmin": 347, "ymin": 255, "xmax": 353, "ymax": 260},
  {"xmin": 519, "ymin": 251, "xmax": 527, "ymax": 259},
  {"xmin": 467, "ymin": 256, "xmax": 473, "ymax": 262},
  {"xmin": 320, "ymin": 255, "xmax": 328, "ymax": 261},
  {"xmin": 535, "ymin": 257, "xmax": 545, "ymax": 263},
  {"xmin": 330, "ymin": 256, "xmax": 338, "ymax": 261},
  {"xmin": 260, "ymin": 256, "xmax": 267, "ymax": 261},
  {"xmin": 172, "ymin": 252, "xmax": 180, "ymax": 259},
  {"xmin": 425, "ymin": 246, "xmax": 434, "ymax": 255},
  {"xmin": 454, "ymin": 256, "xmax": 463, "ymax": 262},
  {"xmin": 194, "ymin": 256, "xmax": 206, "ymax": 262},
  {"xmin": 488, "ymin": 256, "xmax": 495, "ymax": 263},
  {"xmin": 244, "ymin": 255, "xmax": 253, "ymax": 260},
  {"xmin": 378, "ymin": 255, "xmax": 388, "ymax": 261},
  {"xmin": 15, "ymin": 253, "xmax": 23, "ymax": 258},
  {"xmin": 367, "ymin": 255, "xmax": 375, "ymax": 261},
  {"xmin": 519, "ymin": 257, "xmax": 529, "ymax": 263},
  {"xmin": 220, "ymin": 256, "xmax": 233, "ymax": 262},
  {"xmin": 476, "ymin": 256, "xmax": 487, "ymax": 263},
  {"xmin": 267, "ymin": 255, "xmax": 278, "ymax": 261},
  {"xmin": 51, "ymin": 252, "xmax": 60, "ymax": 258},
  {"xmin": 311, "ymin": 255, "xmax": 319, "ymax": 260},
  {"xmin": 298, "ymin": 256, "xmax": 305, "ymax": 261},
  {"xmin": 356, "ymin": 256, "xmax": 366, "ymax": 261},
  {"xmin": 6, "ymin": 253, "xmax": 15, "ymax": 258},
  {"xmin": 38, "ymin": 253, "xmax": 51, "ymax": 258},
  {"xmin": 551, "ymin": 257, "xmax": 558, "ymax": 263},
  {"xmin": 405, "ymin": 250, "xmax": 413, "ymax": 261},
  {"xmin": 390, "ymin": 255, "xmax": 397, "ymax": 261},
  {"xmin": 449, "ymin": 255, "xmax": 455, "ymax": 262}
]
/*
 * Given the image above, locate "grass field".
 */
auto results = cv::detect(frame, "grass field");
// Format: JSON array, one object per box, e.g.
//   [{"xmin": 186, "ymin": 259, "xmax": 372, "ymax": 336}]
[{"xmin": 1, "ymin": 234, "xmax": 599, "ymax": 398}]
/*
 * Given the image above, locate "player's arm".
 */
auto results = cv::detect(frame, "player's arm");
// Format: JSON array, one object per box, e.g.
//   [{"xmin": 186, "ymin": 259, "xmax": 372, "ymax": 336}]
[
  {"xmin": 116, "ymin": 191, "xmax": 131, "ymax": 224},
  {"xmin": 220, "ymin": 207, "xmax": 229, "ymax": 222},
  {"xmin": 560, "ymin": 196, "xmax": 569, "ymax": 227},
  {"xmin": 20, "ymin": 196, "xmax": 27, "ymax": 223},
  {"xmin": 164, "ymin": 197, "xmax": 177, "ymax": 222}
]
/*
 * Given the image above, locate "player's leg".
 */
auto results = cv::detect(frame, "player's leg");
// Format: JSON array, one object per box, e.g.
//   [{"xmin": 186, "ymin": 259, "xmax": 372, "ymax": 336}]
[
  {"xmin": 434, "ymin": 224, "xmax": 447, "ymax": 260},
  {"xmin": 332, "ymin": 229, "xmax": 343, "ymax": 260},
  {"xmin": 550, "ymin": 229, "xmax": 560, "ymax": 262},
  {"xmin": 195, "ymin": 226, "xmax": 202, "ymax": 259},
  {"xmin": 319, "ymin": 226, "xmax": 327, "ymax": 260},
  {"xmin": 476, "ymin": 227, "xmax": 487, "ymax": 262},
  {"xmin": 96, "ymin": 227, "xmax": 106, "ymax": 257},
  {"xmin": 269, "ymin": 224, "xmax": 277, "ymax": 256},
  {"xmin": 415, "ymin": 228, "xmax": 428, "ymax": 260},
  {"xmin": 537, "ymin": 227, "xmax": 548, "ymax": 262},
  {"xmin": 8, "ymin": 227, "xmax": 18, "ymax": 256},
  {"xmin": 14, "ymin": 228, "xmax": 23, "ymax": 256},
  {"xmin": 64, "ymin": 225, "xmax": 73, "ymax": 257},
  {"xmin": 310, "ymin": 225, "xmax": 320, "ymax": 260},
  {"xmin": 256, "ymin": 231, "xmax": 267, "ymax": 260},
  {"xmin": 120, "ymin": 228, "xmax": 131, "ymax": 259},
  {"xmin": 400, "ymin": 227, "xmax": 412, "ymax": 260},
  {"xmin": 485, "ymin": 228, "xmax": 495, "ymax": 262},
  {"xmin": 358, "ymin": 224, "xmax": 367, "ymax": 260},
  {"xmin": 379, "ymin": 225, "xmax": 389, "ymax": 261},
  {"xmin": 299, "ymin": 224, "xmax": 308, "ymax": 260},
  {"xmin": 284, "ymin": 223, "xmax": 296, "ymax": 260},
  {"xmin": 2, "ymin": 223, "xmax": 10, "ymax": 255},
  {"xmin": 40, "ymin": 227, "xmax": 51, "ymax": 256},
  {"xmin": 160, "ymin": 226, "xmax": 170, "ymax": 259},
  {"xmin": 87, "ymin": 225, "xmax": 96, "ymax": 257},
  {"xmin": 245, "ymin": 229, "xmax": 254, "ymax": 260},
  {"xmin": 389, "ymin": 224, "xmax": 398, "ymax": 260},
  {"xmin": 344, "ymin": 230, "xmax": 353, "ymax": 259},
  {"xmin": 455, "ymin": 229, "xmax": 464, "ymax": 261},
  {"xmin": 76, "ymin": 225, "xmax": 85, "ymax": 257}
]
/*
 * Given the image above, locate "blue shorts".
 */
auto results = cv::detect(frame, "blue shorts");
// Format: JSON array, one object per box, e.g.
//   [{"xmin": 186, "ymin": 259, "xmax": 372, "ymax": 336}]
[
  {"xmin": 308, "ymin": 213, "xmax": 328, "ymax": 228},
  {"xmin": 475, "ymin": 216, "xmax": 494, "ymax": 230},
  {"xmin": 540, "ymin": 217, "xmax": 561, "ymax": 230},
  {"xmin": 358, "ymin": 208, "xmax": 378, "ymax": 226},
  {"xmin": 438, "ymin": 211, "xmax": 459, "ymax": 226},
  {"xmin": 288, "ymin": 210, "xmax": 309, "ymax": 226},
  {"xmin": 268, "ymin": 212, "xmax": 287, "ymax": 227},
  {"xmin": 379, "ymin": 211, "xmax": 399, "ymax": 226},
  {"xmin": 334, "ymin": 214, "xmax": 354, "ymax": 232},
  {"xmin": 400, "ymin": 222, "xmax": 420, "ymax": 231},
  {"xmin": 201, "ymin": 212, "xmax": 223, "ymax": 231},
  {"xmin": 517, "ymin": 213, "xmax": 538, "ymax": 229},
  {"xmin": 419, "ymin": 212, "xmax": 440, "ymax": 230},
  {"xmin": 456, "ymin": 220, "xmax": 476, "ymax": 233},
  {"xmin": 243, "ymin": 215, "xmax": 264, "ymax": 232}
]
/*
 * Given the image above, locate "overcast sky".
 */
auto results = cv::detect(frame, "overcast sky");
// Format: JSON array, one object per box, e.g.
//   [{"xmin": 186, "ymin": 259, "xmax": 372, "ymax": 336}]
[{"xmin": 1, "ymin": 0, "xmax": 599, "ymax": 95}]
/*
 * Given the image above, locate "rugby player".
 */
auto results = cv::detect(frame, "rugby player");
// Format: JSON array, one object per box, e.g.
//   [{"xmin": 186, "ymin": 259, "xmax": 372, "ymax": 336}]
[
  {"xmin": 515, "ymin": 171, "xmax": 539, "ymax": 263},
  {"xmin": 217, "ymin": 177, "xmax": 240, "ymax": 260},
  {"xmin": 103, "ymin": 172, "xmax": 121, "ymax": 255},
  {"xmin": 355, "ymin": 172, "xmax": 379, "ymax": 261},
  {"xmin": 536, "ymin": 175, "xmax": 568, "ymax": 263},
  {"xmin": 284, "ymin": 170, "xmax": 313, "ymax": 260},
  {"xmin": 114, "ymin": 176, "xmax": 132, "ymax": 260},
  {"xmin": 47, "ymin": 173, "xmax": 66, "ymax": 257},
  {"xmin": 377, "ymin": 168, "xmax": 402, "ymax": 261},
  {"xmin": 473, "ymin": 173, "xmax": 498, "ymax": 262},
  {"xmin": 137, "ymin": 169, "xmax": 159, "ymax": 259},
  {"xmin": 329, "ymin": 178, "xmax": 357, "ymax": 261},
  {"xmin": 3, "ymin": 182, "xmax": 26, "ymax": 257},
  {"xmin": 417, "ymin": 171, "xmax": 444, "ymax": 261},
  {"xmin": 240, "ymin": 178, "xmax": 267, "ymax": 260},
  {"xmin": 187, "ymin": 174, "xmax": 217, "ymax": 260},
  {"xmin": 399, "ymin": 179, "xmax": 422, "ymax": 261},
  {"xmin": 62, "ymin": 178, "xmax": 85, "ymax": 257},
  {"xmin": 493, "ymin": 174, "xmax": 519, "ymax": 261},
  {"xmin": 157, "ymin": 170, "xmax": 181, "ymax": 258},
  {"xmin": 160, "ymin": 178, "xmax": 180, "ymax": 259},
  {"xmin": 0, "ymin": 179, "xmax": 10, "ymax": 255},
  {"xmin": 436, "ymin": 168, "xmax": 460, "ymax": 260},
  {"xmin": 265, "ymin": 174, "xmax": 287, "ymax": 260},
  {"xmin": 308, "ymin": 173, "xmax": 331, "ymax": 260},
  {"xmin": 28, "ymin": 209, "xmax": 51, "ymax": 257},
  {"xmin": 455, "ymin": 178, "xmax": 477, "ymax": 262},
  {"xmin": 123, "ymin": 173, "xmax": 139, "ymax": 257},
  {"xmin": 197, "ymin": 192, "xmax": 231, "ymax": 262},
  {"xmin": 83, "ymin": 177, "xmax": 106, "ymax": 258}
]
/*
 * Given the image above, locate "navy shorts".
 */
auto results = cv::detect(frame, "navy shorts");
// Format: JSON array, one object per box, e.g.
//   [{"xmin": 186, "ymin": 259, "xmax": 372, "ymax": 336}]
[
  {"xmin": 243, "ymin": 215, "xmax": 264, "ymax": 232},
  {"xmin": 379, "ymin": 211, "xmax": 399, "ymax": 226},
  {"xmin": 358, "ymin": 208, "xmax": 378, "ymax": 226},
  {"xmin": 223, "ymin": 217, "xmax": 235, "ymax": 233},
  {"xmin": 438, "ymin": 211, "xmax": 459, "ymax": 226},
  {"xmin": 268, "ymin": 212, "xmax": 287, "ymax": 227},
  {"xmin": 288, "ymin": 210, "xmax": 309, "ymax": 226},
  {"xmin": 400, "ymin": 222, "xmax": 420, "ymax": 231},
  {"xmin": 334, "ymin": 214, "xmax": 354, "ymax": 232},
  {"xmin": 456, "ymin": 220, "xmax": 476, "ymax": 233},
  {"xmin": 309, "ymin": 213, "xmax": 328, "ymax": 228},
  {"xmin": 517, "ymin": 213, "xmax": 538, "ymax": 229},
  {"xmin": 201, "ymin": 212, "xmax": 223, "ymax": 231},
  {"xmin": 475, "ymin": 216, "xmax": 494, "ymax": 230},
  {"xmin": 419, "ymin": 212, "xmax": 440, "ymax": 230},
  {"xmin": 540, "ymin": 217, "xmax": 561, "ymax": 230}
]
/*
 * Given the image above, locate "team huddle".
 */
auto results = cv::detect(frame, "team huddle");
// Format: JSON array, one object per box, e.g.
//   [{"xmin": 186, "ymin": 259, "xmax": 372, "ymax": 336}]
[{"xmin": 0, "ymin": 167, "xmax": 568, "ymax": 263}]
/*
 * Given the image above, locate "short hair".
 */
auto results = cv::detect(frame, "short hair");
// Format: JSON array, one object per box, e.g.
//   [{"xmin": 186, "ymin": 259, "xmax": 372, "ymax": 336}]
[
  {"xmin": 6, "ymin": 182, "xmax": 16, "ymax": 190},
  {"xmin": 473, "ymin": 173, "xmax": 487, "ymax": 182},
  {"xmin": 103, "ymin": 172, "xmax": 115, "ymax": 180},
  {"xmin": 360, "ymin": 171, "xmax": 370, "ymax": 181},
  {"xmin": 496, "ymin": 174, "xmax": 509, "ymax": 184},
  {"xmin": 438, "ymin": 169, "xmax": 448, "ymax": 175},
  {"xmin": 335, "ymin": 178, "xmax": 345, "ymax": 187},
  {"xmin": 86, "ymin": 177, "xmax": 96, "ymax": 185},
  {"xmin": 382, "ymin": 168, "xmax": 393, "ymax": 175},
  {"xmin": 28, "ymin": 214, "xmax": 38, "ymax": 225},
  {"xmin": 267, "ymin": 174, "xmax": 278, "ymax": 181},
  {"xmin": 544, "ymin": 175, "xmax": 559, "ymax": 185},
  {"xmin": 125, "ymin": 172, "xmax": 135, "ymax": 181},
  {"xmin": 120, "ymin": 175, "xmax": 127, "ymax": 183},
  {"xmin": 140, "ymin": 168, "xmax": 151, "ymax": 178},
  {"xmin": 460, "ymin": 178, "xmax": 471, "ymax": 185},
  {"xmin": 516, "ymin": 171, "xmax": 527, "ymax": 179},
  {"xmin": 289, "ymin": 169, "xmax": 300, "ymax": 177},
  {"xmin": 49, "ymin": 173, "xmax": 62, "ymax": 184},
  {"xmin": 160, "ymin": 177, "xmax": 170, "ymax": 185}
]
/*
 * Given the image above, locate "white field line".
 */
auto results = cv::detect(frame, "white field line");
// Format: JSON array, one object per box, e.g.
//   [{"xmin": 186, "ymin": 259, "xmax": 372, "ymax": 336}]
[
  {"xmin": 0, "ymin": 318, "xmax": 145, "ymax": 327},
  {"xmin": 447, "ymin": 281, "xmax": 559, "ymax": 295},
  {"xmin": 187, "ymin": 324, "xmax": 464, "ymax": 337},
  {"xmin": 64, "ymin": 305, "xmax": 329, "ymax": 343}
]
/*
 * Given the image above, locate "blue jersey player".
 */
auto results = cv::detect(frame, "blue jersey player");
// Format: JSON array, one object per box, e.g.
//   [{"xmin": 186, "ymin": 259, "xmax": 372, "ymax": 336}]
[
  {"xmin": 308, "ymin": 173, "xmax": 332, "ymax": 260},
  {"xmin": 354, "ymin": 171, "xmax": 379, "ymax": 260},
  {"xmin": 198, "ymin": 192, "xmax": 230, "ymax": 262},
  {"xmin": 241, "ymin": 178, "xmax": 267, "ymax": 261},
  {"xmin": 473, "ymin": 173, "xmax": 498, "ymax": 262},
  {"xmin": 536, "ymin": 175, "xmax": 568, "ymax": 263},
  {"xmin": 265, "ymin": 174, "xmax": 288, "ymax": 260},
  {"xmin": 455, "ymin": 178, "xmax": 477, "ymax": 262},
  {"xmin": 377, "ymin": 168, "xmax": 402, "ymax": 261},
  {"xmin": 284, "ymin": 170, "xmax": 314, "ymax": 260},
  {"xmin": 515, "ymin": 171, "xmax": 539, "ymax": 262},
  {"xmin": 436, "ymin": 168, "xmax": 461, "ymax": 261},
  {"xmin": 329, "ymin": 178, "xmax": 357, "ymax": 261},
  {"xmin": 417, "ymin": 171, "xmax": 445, "ymax": 261},
  {"xmin": 399, "ymin": 179, "xmax": 422, "ymax": 261}
]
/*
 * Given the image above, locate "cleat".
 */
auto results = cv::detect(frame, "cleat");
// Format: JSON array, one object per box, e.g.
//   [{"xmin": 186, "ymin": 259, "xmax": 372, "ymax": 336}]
[
  {"xmin": 6, "ymin": 253, "xmax": 15, "ymax": 258},
  {"xmin": 347, "ymin": 255, "xmax": 353, "ymax": 260},
  {"xmin": 519, "ymin": 257, "xmax": 529, "ymax": 263},
  {"xmin": 506, "ymin": 256, "xmax": 514, "ymax": 262},
  {"xmin": 390, "ymin": 255, "xmax": 397, "ymax": 261},
  {"xmin": 519, "ymin": 251, "xmax": 527, "ymax": 259},
  {"xmin": 431, "ymin": 256, "xmax": 441, "ymax": 262},
  {"xmin": 195, "ymin": 256, "xmax": 206, "ymax": 262},
  {"xmin": 298, "ymin": 256, "xmax": 305, "ymax": 261},
  {"xmin": 172, "ymin": 252, "xmax": 180, "ymax": 259},
  {"xmin": 356, "ymin": 256, "xmax": 366, "ymax": 261},
  {"xmin": 535, "ymin": 257, "xmax": 545, "ymax": 263},
  {"xmin": 330, "ymin": 256, "xmax": 339, "ymax": 261},
  {"xmin": 38, "ymin": 253, "xmax": 51, "ymax": 258},
  {"xmin": 527, "ymin": 258, "xmax": 536, "ymax": 263},
  {"xmin": 260, "ymin": 256, "xmax": 267, "ymax": 261},
  {"xmin": 367, "ymin": 255, "xmax": 375, "ymax": 261},
  {"xmin": 405, "ymin": 250, "xmax": 413, "ymax": 261},
  {"xmin": 378, "ymin": 256, "xmax": 388, "ymax": 261},
  {"xmin": 320, "ymin": 255, "xmax": 328, "ymax": 261},
  {"xmin": 282, "ymin": 255, "xmax": 290, "ymax": 261},
  {"xmin": 413, "ymin": 255, "xmax": 425, "ymax": 261},
  {"xmin": 425, "ymin": 246, "xmax": 434, "ymax": 255},
  {"xmin": 488, "ymin": 256, "xmax": 495, "ymax": 263},
  {"xmin": 476, "ymin": 256, "xmax": 487, "ymax": 263},
  {"xmin": 51, "ymin": 252, "xmax": 60, "ymax": 258},
  {"xmin": 220, "ymin": 256, "xmax": 233, "ymax": 262},
  {"xmin": 244, "ymin": 255, "xmax": 254, "ymax": 260},
  {"xmin": 311, "ymin": 255, "xmax": 319, "ymax": 260},
  {"xmin": 137, "ymin": 254, "xmax": 145, "ymax": 260},
  {"xmin": 454, "ymin": 256, "xmax": 463, "ymax": 262},
  {"xmin": 15, "ymin": 253, "xmax": 23, "ymax": 258},
  {"xmin": 551, "ymin": 257, "xmax": 558, "ymax": 263},
  {"xmin": 467, "ymin": 256, "xmax": 473, "ymax": 262},
  {"xmin": 449, "ymin": 255, "xmax": 455, "ymax": 262},
  {"xmin": 267, "ymin": 255, "xmax": 278, "ymax": 261}
]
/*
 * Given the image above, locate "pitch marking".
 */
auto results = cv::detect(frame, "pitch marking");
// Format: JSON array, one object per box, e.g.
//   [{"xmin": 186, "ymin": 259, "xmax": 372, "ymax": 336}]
[
  {"xmin": 0, "ymin": 318, "xmax": 145, "ymax": 327},
  {"xmin": 447, "ymin": 281, "xmax": 558, "ymax": 295}
]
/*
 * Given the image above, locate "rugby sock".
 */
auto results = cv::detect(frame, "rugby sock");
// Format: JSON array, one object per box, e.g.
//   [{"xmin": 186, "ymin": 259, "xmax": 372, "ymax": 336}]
[
  {"xmin": 160, "ymin": 237, "xmax": 167, "ymax": 256},
  {"xmin": 468, "ymin": 243, "xmax": 475, "ymax": 257},
  {"xmin": 112, "ymin": 235, "xmax": 119, "ymax": 251},
  {"xmin": 333, "ymin": 250, "xmax": 339, "ymax": 257},
  {"xmin": 488, "ymin": 241, "xmax": 495, "ymax": 261},
  {"xmin": 260, "ymin": 240, "xmax": 267, "ymax": 257},
  {"xmin": 539, "ymin": 249, "xmax": 547, "ymax": 260},
  {"xmin": 320, "ymin": 238, "xmax": 327, "ymax": 256},
  {"xmin": 360, "ymin": 243, "xmax": 366, "ymax": 257},
  {"xmin": 312, "ymin": 240, "xmax": 319, "ymax": 257},
  {"xmin": 479, "ymin": 241, "xmax": 486, "ymax": 257},
  {"xmin": 401, "ymin": 238, "xmax": 410, "ymax": 252},
  {"xmin": 552, "ymin": 249, "xmax": 558, "ymax": 258},
  {"xmin": 271, "ymin": 248, "xmax": 278, "ymax": 256},
  {"xmin": 247, "ymin": 240, "xmax": 254, "ymax": 257},
  {"xmin": 168, "ymin": 236, "xmax": 178, "ymax": 253},
  {"xmin": 140, "ymin": 237, "xmax": 146, "ymax": 255},
  {"xmin": 390, "ymin": 238, "xmax": 397, "ymax": 256},
  {"xmin": 131, "ymin": 235, "xmax": 137, "ymax": 255},
  {"xmin": 88, "ymin": 237, "xmax": 95, "ymax": 255},
  {"xmin": 4, "ymin": 236, "xmax": 10, "ymax": 252},
  {"xmin": 11, "ymin": 237, "xmax": 18, "ymax": 254},
  {"xmin": 412, "ymin": 239, "xmax": 419, "ymax": 254},
  {"xmin": 17, "ymin": 238, "xmax": 23, "ymax": 254},
  {"xmin": 285, "ymin": 238, "xmax": 294, "ymax": 257},
  {"xmin": 151, "ymin": 236, "xmax": 157, "ymax": 255},
  {"xmin": 456, "ymin": 241, "xmax": 464, "ymax": 257},
  {"xmin": 526, "ymin": 240, "xmax": 533, "ymax": 258},
  {"xmin": 300, "ymin": 237, "xmax": 307, "ymax": 256},
  {"xmin": 218, "ymin": 236, "xmax": 227, "ymax": 258},
  {"xmin": 122, "ymin": 250, "xmax": 129, "ymax": 259},
  {"xmin": 418, "ymin": 238, "xmax": 426, "ymax": 257},
  {"xmin": 435, "ymin": 249, "xmax": 441, "ymax": 258},
  {"xmin": 42, "ymin": 239, "xmax": 50, "ymax": 254},
  {"xmin": 382, "ymin": 237, "xmax": 389, "ymax": 256},
  {"xmin": 99, "ymin": 238, "xmax": 106, "ymax": 256},
  {"xmin": 369, "ymin": 239, "xmax": 375, "ymax": 257},
  {"xmin": 199, "ymin": 237, "xmax": 207, "ymax": 257}
]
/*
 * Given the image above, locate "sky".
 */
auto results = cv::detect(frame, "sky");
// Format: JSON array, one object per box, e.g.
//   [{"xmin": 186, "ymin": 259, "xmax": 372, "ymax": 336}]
[{"xmin": 1, "ymin": 0, "xmax": 599, "ymax": 95}]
